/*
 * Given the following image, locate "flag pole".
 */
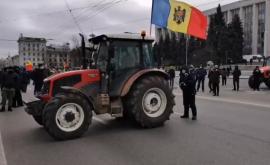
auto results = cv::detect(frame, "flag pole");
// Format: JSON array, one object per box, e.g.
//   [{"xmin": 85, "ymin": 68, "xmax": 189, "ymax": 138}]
[
  {"xmin": 150, "ymin": 0, "xmax": 154, "ymax": 36},
  {"xmin": 185, "ymin": 34, "xmax": 190, "ymax": 66}
]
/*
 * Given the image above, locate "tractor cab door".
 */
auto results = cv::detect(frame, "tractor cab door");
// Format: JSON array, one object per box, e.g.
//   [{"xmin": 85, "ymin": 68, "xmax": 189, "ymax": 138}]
[{"xmin": 109, "ymin": 41, "xmax": 142, "ymax": 97}]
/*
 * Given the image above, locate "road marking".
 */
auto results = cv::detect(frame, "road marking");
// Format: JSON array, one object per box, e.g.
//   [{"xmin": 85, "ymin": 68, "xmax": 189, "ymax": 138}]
[
  {"xmin": 174, "ymin": 93, "xmax": 270, "ymax": 109},
  {"xmin": 0, "ymin": 131, "xmax": 7, "ymax": 165},
  {"xmin": 93, "ymin": 116, "xmax": 107, "ymax": 125}
]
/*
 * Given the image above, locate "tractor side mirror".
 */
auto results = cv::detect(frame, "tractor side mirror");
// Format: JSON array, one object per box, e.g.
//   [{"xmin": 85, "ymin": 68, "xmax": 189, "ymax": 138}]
[{"xmin": 109, "ymin": 46, "xmax": 115, "ymax": 58}]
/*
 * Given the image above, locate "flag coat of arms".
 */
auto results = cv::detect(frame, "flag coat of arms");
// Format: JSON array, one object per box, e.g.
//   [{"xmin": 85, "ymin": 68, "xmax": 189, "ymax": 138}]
[{"xmin": 151, "ymin": 0, "xmax": 208, "ymax": 39}]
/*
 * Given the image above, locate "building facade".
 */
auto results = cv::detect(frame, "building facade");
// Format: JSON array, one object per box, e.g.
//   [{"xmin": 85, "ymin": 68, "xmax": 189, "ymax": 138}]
[
  {"xmin": 45, "ymin": 44, "xmax": 71, "ymax": 69},
  {"xmin": 17, "ymin": 34, "xmax": 47, "ymax": 67},
  {"xmin": 204, "ymin": 0, "xmax": 270, "ymax": 57}
]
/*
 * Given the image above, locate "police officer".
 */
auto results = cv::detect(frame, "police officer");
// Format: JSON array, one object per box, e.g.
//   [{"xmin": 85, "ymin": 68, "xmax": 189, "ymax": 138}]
[{"xmin": 179, "ymin": 66, "xmax": 197, "ymax": 120}]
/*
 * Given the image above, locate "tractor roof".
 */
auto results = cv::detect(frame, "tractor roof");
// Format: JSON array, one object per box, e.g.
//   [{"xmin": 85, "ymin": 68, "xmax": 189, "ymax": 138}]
[{"xmin": 89, "ymin": 34, "xmax": 154, "ymax": 44}]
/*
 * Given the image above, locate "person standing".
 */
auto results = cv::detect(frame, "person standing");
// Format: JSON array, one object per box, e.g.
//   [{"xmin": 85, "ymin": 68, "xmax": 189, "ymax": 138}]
[
  {"xmin": 168, "ymin": 67, "xmax": 175, "ymax": 89},
  {"xmin": 32, "ymin": 64, "xmax": 46, "ymax": 95},
  {"xmin": 12, "ymin": 67, "xmax": 23, "ymax": 107},
  {"xmin": 179, "ymin": 67, "xmax": 197, "ymax": 120},
  {"xmin": 220, "ymin": 68, "xmax": 227, "ymax": 86},
  {"xmin": 212, "ymin": 65, "xmax": 220, "ymax": 96},
  {"xmin": 208, "ymin": 67, "xmax": 214, "ymax": 93},
  {"xmin": 232, "ymin": 66, "xmax": 241, "ymax": 91},
  {"xmin": 253, "ymin": 66, "xmax": 261, "ymax": 91},
  {"xmin": 0, "ymin": 68, "xmax": 17, "ymax": 112},
  {"xmin": 196, "ymin": 65, "xmax": 207, "ymax": 92}
]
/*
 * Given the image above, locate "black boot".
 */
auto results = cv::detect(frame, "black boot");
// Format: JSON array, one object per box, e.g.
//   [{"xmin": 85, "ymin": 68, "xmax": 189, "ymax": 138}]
[
  {"xmin": 192, "ymin": 116, "xmax": 197, "ymax": 120},
  {"xmin": 180, "ymin": 115, "xmax": 189, "ymax": 118},
  {"xmin": 8, "ymin": 107, "xmax": 12, "ymax": 112}
]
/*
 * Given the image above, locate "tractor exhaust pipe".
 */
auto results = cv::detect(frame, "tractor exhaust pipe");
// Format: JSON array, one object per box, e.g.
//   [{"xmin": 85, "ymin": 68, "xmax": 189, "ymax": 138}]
[{"xmin": 79, "ymin": 33, "xmax": 87, "ymax": 69}]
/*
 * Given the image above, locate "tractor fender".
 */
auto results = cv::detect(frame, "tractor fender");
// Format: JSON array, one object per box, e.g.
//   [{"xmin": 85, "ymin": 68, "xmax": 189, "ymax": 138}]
[
  {"xmin": 59, "ymin": 86, "xmax": 95, "ymax": 111},
  {"xmin": 120, "ymin": 69, "xmax": 170, "ymax": 97}
]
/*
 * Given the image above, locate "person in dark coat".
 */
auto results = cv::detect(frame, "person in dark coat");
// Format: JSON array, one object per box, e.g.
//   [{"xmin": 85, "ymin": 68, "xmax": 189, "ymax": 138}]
[
  {"xmin": 179, "ymin": 66, "xmax": 197, "ymax": 120},
  {"xmin": 220, "ymin": 68, "xmax": 227, "ymax": 86},
  {"xmin": 212, "ymin": 65, "xmax": 220, "ymax": 96},
  {"xmin": 208, "ymin": 67, "xmax": 214, "ymax": 93},
  {"xmin": 12, "ymin": 67, "xmax": 23, "ymax": 107},
  {"xmin": 232, "ymin": 65, "xmax": 241, "ymax": 91},
  {"xmin": 168, "ymin": 67, "xmax": 175, "ymax": 89},
  {"xmin": 32, "ymin": 64, "xmax": 46, "ymax": 95},
  {"xmin": 196, "ymin": 65, "xmax": 207, "ymax": 92},
  {"xmin": 253, "ymin": 66, "xmax": 261, "ymax": 91},
  {"xmin": 1, "ymin": 68, "xmax": 17, "ymax": 112}
]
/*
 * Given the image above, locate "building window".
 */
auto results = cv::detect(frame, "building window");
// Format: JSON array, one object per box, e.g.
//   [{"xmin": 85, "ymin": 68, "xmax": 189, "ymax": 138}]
[
  {"xmin": 33, "ymin": 53, "xmax": 35, "ymax": 56},
  {"xmin": 243, "ymin": 5, "xmax": 253, "ymax": 54},
  {"xmin": 257, "ymin": 2, "xmax": 266, "ymax": 55},
  {"xmin": 222, "ymin": 11, "xmax": 228, "ymax": 24},
  {"xmin": 231, "ymin": 8, "xmax": 240, "ymax": 18}
]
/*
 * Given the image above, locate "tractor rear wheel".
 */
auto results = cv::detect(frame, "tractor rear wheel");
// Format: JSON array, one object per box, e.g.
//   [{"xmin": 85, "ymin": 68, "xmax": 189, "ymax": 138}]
[
  {"xmin": 43, "ymin": 93, "xmax": 92, "ymax": 140},
  {"xmin": 125, "ymin": 76, "xmax": 175, "ymax": 128}
]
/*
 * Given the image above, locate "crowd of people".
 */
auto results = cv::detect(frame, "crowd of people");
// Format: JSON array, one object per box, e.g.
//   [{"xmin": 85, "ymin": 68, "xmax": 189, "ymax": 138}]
[
  {"xmin": 166, "ymin": 64, "xmax": 263, "ymax": 121},
  {"xmin": 0, "ymin": 64, "xmax": 51, "ymax": 112}
]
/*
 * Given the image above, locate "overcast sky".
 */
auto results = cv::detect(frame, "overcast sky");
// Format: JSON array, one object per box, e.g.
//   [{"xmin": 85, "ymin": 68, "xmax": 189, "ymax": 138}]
[{"xmin": 0, "ymin": 0, "xmax": 239, "ymax": 58}]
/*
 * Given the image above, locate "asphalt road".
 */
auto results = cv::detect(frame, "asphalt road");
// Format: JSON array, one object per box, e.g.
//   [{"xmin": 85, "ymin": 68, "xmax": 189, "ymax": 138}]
[{"xmin": 0, "ymin": 78, "xmax": 270, "ymax": 165}]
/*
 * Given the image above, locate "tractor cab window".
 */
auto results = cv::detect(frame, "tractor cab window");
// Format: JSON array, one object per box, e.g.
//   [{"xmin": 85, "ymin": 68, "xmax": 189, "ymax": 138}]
[
  {"xmin": 142, "ymin": 43, "xmax": 155, "ymax": 67},
  {"xmin": 111, "ymin": 42, "xmax": 140, "ymax": 71}
]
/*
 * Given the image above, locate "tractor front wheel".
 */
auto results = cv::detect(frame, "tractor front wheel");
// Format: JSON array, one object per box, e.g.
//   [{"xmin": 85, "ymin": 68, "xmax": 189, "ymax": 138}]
[
  {"xmin": 43, "ymin": 93, "xmax": 92, "ymax": 140},
  {"xmin": 265, "ymin": 79, "xmax": 270, "ymax": 89},
  {"xmin": 33, "ymin": 115, "xmax": 43, "ymax": 126},
  {"xmin": 125, "ymin": 76, "xmax": 175, "ymax": 128}
]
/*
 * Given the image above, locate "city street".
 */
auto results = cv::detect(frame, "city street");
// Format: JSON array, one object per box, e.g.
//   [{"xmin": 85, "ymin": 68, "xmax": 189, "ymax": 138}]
[{"xmin": 1, "ymin": 78, "xmax": 270, "ymax": 165}]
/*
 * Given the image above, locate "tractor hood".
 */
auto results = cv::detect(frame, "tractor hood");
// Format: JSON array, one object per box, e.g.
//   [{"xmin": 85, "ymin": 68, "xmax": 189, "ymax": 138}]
[
  {"xmin": 260, "ymin": 66, "xmax": 270, "ymax": 73},
  {"xmin": 44, "ymin": 70, "xmax": 97, "ymax": 82}
]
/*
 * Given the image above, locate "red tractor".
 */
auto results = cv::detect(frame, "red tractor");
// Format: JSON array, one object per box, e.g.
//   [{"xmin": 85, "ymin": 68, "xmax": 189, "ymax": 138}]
[
  {"xmin": 248, "ymin": 56, "xmax": 270, "ymax": 89},
  {"xmin": 24, "ymin": 33, "xmax": 175, "ymax": 140}
]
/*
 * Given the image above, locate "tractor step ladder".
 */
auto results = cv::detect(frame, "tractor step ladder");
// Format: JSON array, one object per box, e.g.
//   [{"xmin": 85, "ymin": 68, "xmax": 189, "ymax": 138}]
[{"xmin": 110, "ymin": 98, "xmax": 123, "ymax": 117}]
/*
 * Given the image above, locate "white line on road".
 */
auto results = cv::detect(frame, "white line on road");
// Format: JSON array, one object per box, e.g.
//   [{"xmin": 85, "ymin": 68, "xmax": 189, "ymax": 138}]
[
  {"xmin": 174, "ymin": 93, "xmax": 270, "ymax": 109},
  {"xmin": 0, "ymin": 131, "xmax": 7, "ymax": 165}
]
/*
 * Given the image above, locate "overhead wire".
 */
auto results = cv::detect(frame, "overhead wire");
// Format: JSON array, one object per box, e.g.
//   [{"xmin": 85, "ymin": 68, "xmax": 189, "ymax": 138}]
[{"xmin": 63, "ymin": 0, "xmax": 84, "ymax": 34}]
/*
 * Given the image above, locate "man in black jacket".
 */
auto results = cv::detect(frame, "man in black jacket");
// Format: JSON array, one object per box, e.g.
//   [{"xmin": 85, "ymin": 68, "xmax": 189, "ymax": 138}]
[
  {"xmin": 1, "ymin": 68, "xmax": 17, "ymax": 112},
  {"xmin": 232, "ymin": 65, "xmax": 241, "ymax": 91},
  {"xmin": 179, "ymin": 67, "xmax": 197, "ymax": 120},
  {"xmin": 168, "ymin": 67, "xmax": 175, "ymax": 89},
  {"xmin": 212, "ymin": 65, "xmax": 220, "ymax": 96},
  {"xmin": 253, "ymin": 66, "xmax": 261, "ymax": 91},
  {"xmin": 196, "ymin": 64, "xmax": 207, "ymax": 92}
]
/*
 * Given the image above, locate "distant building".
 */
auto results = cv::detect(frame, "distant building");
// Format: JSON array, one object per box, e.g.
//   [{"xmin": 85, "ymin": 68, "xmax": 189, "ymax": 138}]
[
  {"xmin": 17, "ymin": 34, "xmax": 47, "ymax": 67},
  {"xmin": 204, "ymin": 0, "xmax": 270, "ymax": 56},
  {"xmin": 11, "ymin": 55, "xmax": 19, "ymax": 66},
  {"xmin": 45, "ymin": 43, "xmax": 71, "ymax": 69}
]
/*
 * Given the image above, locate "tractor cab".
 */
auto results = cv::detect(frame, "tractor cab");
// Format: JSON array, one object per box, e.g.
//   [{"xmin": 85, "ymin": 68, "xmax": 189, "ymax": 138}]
[{"xmin": 89, "ymin": 33, "xmax": 156, "ymax": 97}]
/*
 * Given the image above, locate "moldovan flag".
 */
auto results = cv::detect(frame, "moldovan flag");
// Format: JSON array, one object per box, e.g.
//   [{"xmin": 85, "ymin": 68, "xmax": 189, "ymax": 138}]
[
  {"xmin": 151, "ymin": 0, "xmax": 208, "ymax": 39},
  {"xmin": 25, "ymin": 61, "xmax": 33, "ymax": 71}
]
